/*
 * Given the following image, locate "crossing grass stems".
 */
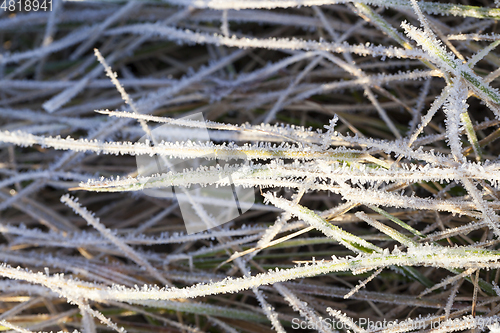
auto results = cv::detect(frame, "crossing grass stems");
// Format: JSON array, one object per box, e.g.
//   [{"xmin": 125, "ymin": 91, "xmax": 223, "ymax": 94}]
[{"xmin": 1, "ymin": 0, "xmax": 500, "ymax": 332}]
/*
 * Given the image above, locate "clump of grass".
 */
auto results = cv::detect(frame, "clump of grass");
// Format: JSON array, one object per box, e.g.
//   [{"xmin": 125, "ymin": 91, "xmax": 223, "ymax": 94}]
[{"xmin": 1, "ymin": 0, "xmax": 500, "ymax": 332}]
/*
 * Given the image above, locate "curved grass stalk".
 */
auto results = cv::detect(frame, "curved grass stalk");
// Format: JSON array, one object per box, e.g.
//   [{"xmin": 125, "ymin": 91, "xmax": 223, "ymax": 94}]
[
  {"xmin": 106, "ymin": 24, "xmax": 431, "ymax": 61},
  {"xmin": 2, "ymin": 1, "xmax": 500, "ymax": 331},
  {"xmin": 0, "ymin": 129, "xmax": 365, "ymax": 161},
  {"xmin": 263, "ymin": 194, "xmax": 433, "ymax": 287},
  {"xmin": 3, "ymin": 245, "xmax": 499, "ymax": 303}
]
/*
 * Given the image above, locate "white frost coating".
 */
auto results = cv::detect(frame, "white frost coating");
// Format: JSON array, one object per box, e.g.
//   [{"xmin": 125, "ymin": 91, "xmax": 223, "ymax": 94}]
[
  {"xmin": 106, "ymin": 24, "xmax": 430, "ymax": 61},
  {"xmin": 1, "ymin": 1, "xmax": 500, "ymax": 331}
]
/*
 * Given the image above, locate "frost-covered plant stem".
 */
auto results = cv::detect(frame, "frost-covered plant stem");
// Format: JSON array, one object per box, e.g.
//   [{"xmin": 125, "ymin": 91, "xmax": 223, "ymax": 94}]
[{"xmin": 1, "ymin": 1, "xmax": 500, "ymax": 332}]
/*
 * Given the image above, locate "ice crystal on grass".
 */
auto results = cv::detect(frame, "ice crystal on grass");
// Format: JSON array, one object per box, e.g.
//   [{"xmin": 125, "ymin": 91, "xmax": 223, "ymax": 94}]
[{"xmin": 1, "ymin": 1, "xmax": 500, "ymax": 332}]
